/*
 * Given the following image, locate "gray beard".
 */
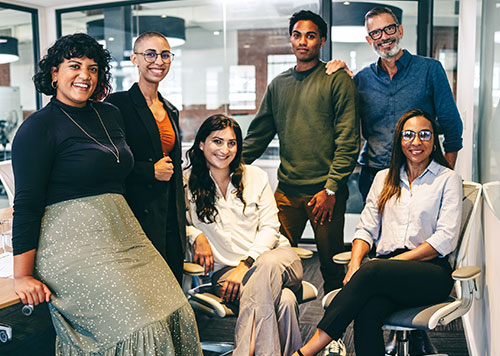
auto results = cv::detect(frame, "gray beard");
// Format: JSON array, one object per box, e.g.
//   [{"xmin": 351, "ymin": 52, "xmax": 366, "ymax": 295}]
[{"xmin": 373, "ymin": 39, "xmax": 401, "ymax": 59}]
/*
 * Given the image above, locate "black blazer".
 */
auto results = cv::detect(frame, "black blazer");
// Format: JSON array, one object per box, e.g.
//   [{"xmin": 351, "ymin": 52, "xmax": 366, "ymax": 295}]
[{"xmin": 107, "ymin": 83, "xmax": 186, "ymax": 254}]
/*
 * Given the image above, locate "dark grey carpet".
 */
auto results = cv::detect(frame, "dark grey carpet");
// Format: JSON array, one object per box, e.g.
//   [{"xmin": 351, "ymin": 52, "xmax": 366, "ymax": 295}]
[{"xmin": 198, "ymin": 252, "xmax": 470, "ymax": 356}]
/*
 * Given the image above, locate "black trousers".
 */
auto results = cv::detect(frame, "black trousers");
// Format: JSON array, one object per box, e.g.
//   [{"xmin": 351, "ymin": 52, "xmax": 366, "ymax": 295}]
[
  {"xmin": 317, "ymin": 256, "xmax": 453, "ymax": 356},
  {"xmin": 164, "ymin": 192, "xmax": 184, "ymax": 285}
]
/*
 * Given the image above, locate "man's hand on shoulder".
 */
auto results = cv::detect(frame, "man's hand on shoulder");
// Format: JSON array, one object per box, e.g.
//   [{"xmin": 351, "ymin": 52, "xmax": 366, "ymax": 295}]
[
  {"xmin": 308, "ymin": 189, "xmax": 336, "ymax": 225},
  {"xmin": 325, "ymin": 59, "xmax": 354, "ymax": 78}
]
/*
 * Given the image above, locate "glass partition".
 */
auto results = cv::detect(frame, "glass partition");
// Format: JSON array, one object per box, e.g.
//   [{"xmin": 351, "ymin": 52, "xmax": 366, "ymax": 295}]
[
  {"xmin": 0, "ymin": 3, "xmax": 39, "ymax": 161},
  {"xmin": 59, "ymin": 0, "xmax": 320, "ymax": 144},
  {"xmin": 478, "ymin": 0, "xmax": 500, "ymax": 183}
]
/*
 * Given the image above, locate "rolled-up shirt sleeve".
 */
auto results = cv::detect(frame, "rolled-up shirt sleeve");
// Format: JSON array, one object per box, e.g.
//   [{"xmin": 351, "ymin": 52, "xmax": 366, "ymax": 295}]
[
  {"xmin": 425, "ymin": 172, "xmax": 463, "ymax": 256},
  {"xmin": 246, "ymin": 176, "xmax": 282, "ymax": 261}
]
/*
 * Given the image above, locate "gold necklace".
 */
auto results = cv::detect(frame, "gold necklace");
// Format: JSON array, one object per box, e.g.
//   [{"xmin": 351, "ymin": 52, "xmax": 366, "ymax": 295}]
[{"xmin": 60, "ymin": 105, "xmax": 120, "ymax": 163}]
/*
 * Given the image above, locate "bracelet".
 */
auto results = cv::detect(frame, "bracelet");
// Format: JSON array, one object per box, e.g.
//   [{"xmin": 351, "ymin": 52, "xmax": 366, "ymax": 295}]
[{"xmin": 297, "ymin": 348, "xmax": 305, "ymax": 356}]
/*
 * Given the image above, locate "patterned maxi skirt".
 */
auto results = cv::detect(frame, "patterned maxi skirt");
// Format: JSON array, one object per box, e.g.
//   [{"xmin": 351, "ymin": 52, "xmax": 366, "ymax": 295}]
[{"xmin": 34, "ymin": 193, "xmax": 202, "ymax": 356}]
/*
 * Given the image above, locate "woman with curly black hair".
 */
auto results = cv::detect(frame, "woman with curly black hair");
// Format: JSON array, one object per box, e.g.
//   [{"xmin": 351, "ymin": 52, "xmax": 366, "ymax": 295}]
[
  {"xmin": 185, "ymin": 114, "xmax": 303, "ymax": 356},
  {"xmin": 12, "ymin": 33, "xmax": 202, "ymax": 355}
]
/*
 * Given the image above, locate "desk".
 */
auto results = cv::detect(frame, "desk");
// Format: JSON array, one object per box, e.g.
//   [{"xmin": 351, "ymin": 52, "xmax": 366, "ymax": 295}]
[
  {"xmin": 0, "ymin": 207, "xmax": 18, "ymax": 310},
  {"xmin": 0, "ymin": 207, "xmax": 55, "ymax": 355}
]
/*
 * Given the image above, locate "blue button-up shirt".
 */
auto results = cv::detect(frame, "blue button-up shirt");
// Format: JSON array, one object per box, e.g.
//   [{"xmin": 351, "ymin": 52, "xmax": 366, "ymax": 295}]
[
  {"xmin": 354, "ymin": 50, "xmax": 463, "ymax": 169},
  {"xmin": 354, "ymin": 160, "xmax": 463, "ymax": 257}
]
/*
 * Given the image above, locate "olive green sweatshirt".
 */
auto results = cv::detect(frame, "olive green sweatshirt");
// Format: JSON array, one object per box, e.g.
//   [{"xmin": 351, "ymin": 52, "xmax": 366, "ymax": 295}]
[{"xmin": 243, "ymin": 62, "xmax": 360, "ymax": 196}]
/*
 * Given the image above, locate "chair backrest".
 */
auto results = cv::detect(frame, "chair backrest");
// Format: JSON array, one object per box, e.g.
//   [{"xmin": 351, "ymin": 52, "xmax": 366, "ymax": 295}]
[
  {"xmin": 0, "ymin": 160, "xmax": 14, "ymax": 207},
  {"xmin": 448, "ymin": 181, "xmax": 482, "ymax": 270}
]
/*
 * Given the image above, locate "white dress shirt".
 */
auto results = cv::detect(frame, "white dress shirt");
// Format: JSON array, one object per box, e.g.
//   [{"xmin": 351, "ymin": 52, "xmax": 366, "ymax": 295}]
[
  {"xmin": 354, "ymin": 160, "xmax": 463, "ymax": 257},
  {"xmin": 185, "ymin": 165, "xmax": 290, "ymax": 270}
]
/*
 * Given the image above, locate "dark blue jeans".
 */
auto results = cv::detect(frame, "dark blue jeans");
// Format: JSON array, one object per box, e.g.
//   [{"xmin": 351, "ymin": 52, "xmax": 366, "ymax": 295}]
[{"xmin": 359, "ymin": 165, "xmax": 382, "ymax": 203}]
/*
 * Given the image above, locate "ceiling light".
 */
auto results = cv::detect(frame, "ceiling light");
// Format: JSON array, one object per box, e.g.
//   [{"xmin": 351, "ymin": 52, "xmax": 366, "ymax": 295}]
[
  {"xmin": 0, "ymin": 36, "xmax": 19, "ymax": 64},
  {"xmin": 331, "ymin": 2, "xmax": 402, "ymax": 43}
]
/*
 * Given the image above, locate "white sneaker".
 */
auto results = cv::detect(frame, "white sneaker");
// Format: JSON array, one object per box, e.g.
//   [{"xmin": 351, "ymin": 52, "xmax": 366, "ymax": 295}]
[{"xmin": 323, "ymin": 338, "xmax": 346, "ymax": 356}]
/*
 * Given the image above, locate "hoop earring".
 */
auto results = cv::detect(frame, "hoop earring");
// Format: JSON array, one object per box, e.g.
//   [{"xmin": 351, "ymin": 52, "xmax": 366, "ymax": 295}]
[
  {"xmin": 51, "ymin": 81, "xmax": 57, "ymax": 89},
  {"xmin": 433, "ymin": 145, "xmax": 437, "ymax": 152}
]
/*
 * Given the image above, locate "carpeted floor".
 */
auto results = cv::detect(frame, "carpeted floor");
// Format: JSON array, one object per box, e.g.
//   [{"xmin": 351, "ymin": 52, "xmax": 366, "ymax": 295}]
[{"xmin": 197, "ymin": 252, "xmax": 470, "ymax": 356}]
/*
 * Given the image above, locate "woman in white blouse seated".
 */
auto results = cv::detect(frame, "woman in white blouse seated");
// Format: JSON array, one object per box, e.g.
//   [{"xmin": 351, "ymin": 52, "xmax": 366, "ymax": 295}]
[
  {"xmin": 292, "ymin": 109, "xmax": 463, "ymax": 356},
  {"xmin": 185, "ymin": 114, "xmax": 303, "ymax": 356}
]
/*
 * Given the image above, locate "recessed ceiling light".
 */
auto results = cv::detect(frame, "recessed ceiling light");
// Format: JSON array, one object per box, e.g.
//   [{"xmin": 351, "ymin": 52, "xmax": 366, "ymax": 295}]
[
  {"xmin": 213, "ymin": 31, "xmax": 220, "ymax": 36},
  {"xmin": 108, "ymin": 37, "xmax": 115, "ymax": 41},
  {"xmin": 344, "ymin": 1, "xmax": 350, "ymax": 5},
  {"xmin": 161, "ymin": 14, "xmax": 167, "ymax": 18}
]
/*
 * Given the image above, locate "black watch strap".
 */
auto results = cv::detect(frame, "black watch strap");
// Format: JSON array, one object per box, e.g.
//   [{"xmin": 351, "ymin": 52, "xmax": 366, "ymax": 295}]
[{"xmin": 241, "ymin": 256, "xmax": 255, "ymax": 268}]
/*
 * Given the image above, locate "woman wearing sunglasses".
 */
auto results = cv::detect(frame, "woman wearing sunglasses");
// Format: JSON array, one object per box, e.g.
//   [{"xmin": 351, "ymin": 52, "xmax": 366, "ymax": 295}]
[
  {"xmin": 292, "ymin": 109, "xmax": 462, "ymax": 356},
  {"xmin": 107, "ymin": 32, "xmax": 186, "ymax": 284}
]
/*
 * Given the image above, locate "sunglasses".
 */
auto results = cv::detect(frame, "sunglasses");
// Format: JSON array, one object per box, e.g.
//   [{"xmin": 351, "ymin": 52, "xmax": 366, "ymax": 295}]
[{"xmin": 401, "ymin": 129, "xmax": 433, "ymax": 142}]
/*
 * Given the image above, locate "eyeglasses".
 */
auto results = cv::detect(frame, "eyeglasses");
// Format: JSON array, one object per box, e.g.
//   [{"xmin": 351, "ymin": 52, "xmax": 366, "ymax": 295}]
[
  {"xmin": 368, "ymin": 24, "xmax": 399, "ymax": 40},
  {"xmin": 134, "ymin": 50, "xmax": 175, "ymax": 64},
  {"xmin": 401, "ymin": 129, "xmax": 433, "ymax": 142}
]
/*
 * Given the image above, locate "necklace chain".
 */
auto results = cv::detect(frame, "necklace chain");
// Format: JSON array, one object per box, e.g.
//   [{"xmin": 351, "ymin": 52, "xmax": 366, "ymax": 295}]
[{"xmin": 60, "ymin": 106, "xmax": 120, "ymax": 163}]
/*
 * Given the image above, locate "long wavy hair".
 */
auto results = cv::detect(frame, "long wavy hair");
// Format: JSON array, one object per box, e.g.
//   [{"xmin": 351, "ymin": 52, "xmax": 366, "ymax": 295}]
[
  {"xmin": 377, "ymin": 109, "xmax": 451, "ymax": 214},
  {"xmin": 186, "ymin": 114, "xmax": 245, "ymax": 223},
  {"xmin": 33, "ymin": 33, "xmax": 112, "ymax": 101}
]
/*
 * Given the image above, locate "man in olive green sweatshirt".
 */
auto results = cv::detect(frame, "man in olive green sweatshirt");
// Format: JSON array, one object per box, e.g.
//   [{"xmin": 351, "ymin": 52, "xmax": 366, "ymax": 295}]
[{"xmin": 243, "ymin": 10, "xmax": 360, "ymax": 293}]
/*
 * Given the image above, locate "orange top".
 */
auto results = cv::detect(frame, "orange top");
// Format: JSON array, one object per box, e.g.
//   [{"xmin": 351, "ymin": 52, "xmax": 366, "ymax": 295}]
[{"xmin": 155, "ymin": 112, "xmax": 176, "ymax": 155}]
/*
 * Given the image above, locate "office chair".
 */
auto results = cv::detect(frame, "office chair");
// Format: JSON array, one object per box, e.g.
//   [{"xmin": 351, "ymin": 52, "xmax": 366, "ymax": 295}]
[
  {"xmin": 322, "ymin": 181, "xmax": 482, "ymax": 356},
  {"xmin": 187, "ymin": 246, "xmax": 318, "ymax": 355}
]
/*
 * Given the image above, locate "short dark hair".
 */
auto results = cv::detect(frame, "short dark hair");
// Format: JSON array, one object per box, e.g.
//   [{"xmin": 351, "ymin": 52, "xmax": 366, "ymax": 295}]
[
  {"xmin": 289, "ymin": 10, "xmax": 327, "ymax": 40},
  {"xmin": 133, "ymin": 31, "xmax": 168, "ymax": 52},
  {"xmin": 33, "ymin": 33, "xmax": 112, "ymax": 101},
  {"xmin": 365, "ymin": 7, "xmax": 399, "ymax": 28}
]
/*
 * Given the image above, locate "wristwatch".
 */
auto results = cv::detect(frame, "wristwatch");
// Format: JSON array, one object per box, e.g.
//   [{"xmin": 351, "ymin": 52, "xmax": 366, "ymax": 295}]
[
  {"xmin": 241, "ymin": 256, "xmax": 255, "ymax": 268},
  {"xmin": 325, "ymin": 188, "xmax": 335, "ymax": 196}
]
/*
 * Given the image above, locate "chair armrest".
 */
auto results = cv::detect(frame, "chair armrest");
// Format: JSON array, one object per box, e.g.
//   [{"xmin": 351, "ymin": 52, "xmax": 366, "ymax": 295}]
[
  {"xmin": 452, "ymin": 266, "xmax": 481, "ymax": 281},
  {"xmin": 292, "ymin": 247, "xmax": 314, "ymax": 260},
  {"xmin": 183, "ymin": 262, "xmax": 205, "ymax": 276},
  {"xmin": 189, "ymin": 292, "xmax": 228, "ymax": 318},
  {"xmin": 333, "ymin": 251, "xmax": 352, "ymax": 264}
]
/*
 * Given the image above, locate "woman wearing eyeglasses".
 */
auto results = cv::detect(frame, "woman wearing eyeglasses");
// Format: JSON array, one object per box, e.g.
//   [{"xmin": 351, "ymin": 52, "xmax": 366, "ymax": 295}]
[
  {"xmin": 292, "ymin": 109, "xmax": 462, "ymax": 356},
  {"xmin": 107, "ymin": 32, "xmax": 186, "ymax": 284}
]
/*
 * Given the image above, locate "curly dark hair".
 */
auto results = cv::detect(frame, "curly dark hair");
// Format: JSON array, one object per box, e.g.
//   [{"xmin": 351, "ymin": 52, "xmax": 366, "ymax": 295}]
[
  {"xmin": 186, "ymin": 114, "xmax": 245, "ymax": 224},
  {"xmin": 377, "ymin": 109, "xmax": 451, "ymax": 214},
  {"xmin": 33, "ymin": 33, "xmax": 112, "ymax": 101},
  {"xmin": 289, "ymin": 10, "xmax": 327, "ymax": 39}
]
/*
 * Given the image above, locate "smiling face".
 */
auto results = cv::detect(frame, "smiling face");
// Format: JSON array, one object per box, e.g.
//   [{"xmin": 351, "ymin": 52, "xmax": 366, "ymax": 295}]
[
  {"xmin": 199, "ymin": 127, "xmax": 238, "ymax": 175},
  {"xmin": 131, "ymin": 35, "xmax": 171, "ymax": 84},
  {"xmin": 365, "ymin": 13, "xmax": 403, "ymax": 59},
  {"xmin": 51, "ymin": 56, "xmax": 98, "ymax": 107},
  {"xmin": 290, "ymin": 20, "xmax": 325, "ymax": 69},
  {"xmin": 401, "ymin": 115, "xmax": 434, "ymax": 169}
]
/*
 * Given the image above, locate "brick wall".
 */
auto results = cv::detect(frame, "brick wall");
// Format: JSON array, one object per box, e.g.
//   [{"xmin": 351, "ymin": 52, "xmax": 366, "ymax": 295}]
[{"xmin": 0, "ymin": 64, "xmax": 10, "ymax": 86}]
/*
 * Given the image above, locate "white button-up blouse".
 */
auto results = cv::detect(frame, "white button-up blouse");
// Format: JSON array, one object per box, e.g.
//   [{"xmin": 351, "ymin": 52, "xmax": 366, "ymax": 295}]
[
  {"xmin": 354, "ymin": 160, "xmax": 463, "ymax": 257},
  {"xmin": 185, "ymin": 165, "xmax": 290, "ymax": 270}
]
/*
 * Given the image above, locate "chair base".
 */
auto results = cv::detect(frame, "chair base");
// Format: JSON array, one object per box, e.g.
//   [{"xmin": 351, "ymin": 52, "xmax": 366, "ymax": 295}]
[
  {"xmin": 389, "ymin": 330, "xmax": 448, "ymax": 356},
  {"xmin": 201, "ymin": 341, "xmax": 233, "ymax": 355}
]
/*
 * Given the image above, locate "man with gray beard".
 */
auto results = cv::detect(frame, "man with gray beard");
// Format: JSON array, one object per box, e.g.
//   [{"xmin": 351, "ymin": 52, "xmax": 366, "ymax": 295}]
[{"xmin": 347, "ymin": 7, "xmax": 463, "ymax": 202}]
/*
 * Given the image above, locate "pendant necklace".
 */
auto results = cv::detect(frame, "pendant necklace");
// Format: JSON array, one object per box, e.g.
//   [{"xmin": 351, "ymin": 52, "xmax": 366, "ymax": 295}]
[{"xmin": 60, "ymin": 105, "xmax": 120, "ymax": 163}]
